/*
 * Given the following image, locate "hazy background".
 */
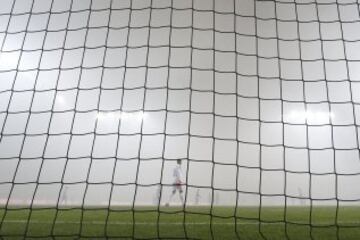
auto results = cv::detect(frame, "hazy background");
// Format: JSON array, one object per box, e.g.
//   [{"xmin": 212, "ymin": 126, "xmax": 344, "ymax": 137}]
[{"xmin": 0, "ymin": 0, "xmax": 360, "ymax": 207}]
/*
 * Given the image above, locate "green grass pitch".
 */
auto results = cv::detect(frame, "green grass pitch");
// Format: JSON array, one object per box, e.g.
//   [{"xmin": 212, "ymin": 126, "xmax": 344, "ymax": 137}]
[{"xmin": 0, "ymin": 206, "xmax": 359, "ymax": 239}]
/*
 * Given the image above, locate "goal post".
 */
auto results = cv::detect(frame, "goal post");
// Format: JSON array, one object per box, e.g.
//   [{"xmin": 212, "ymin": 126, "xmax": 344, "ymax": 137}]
[{"xmin": 0, "ymin": 0, "xmax": 360, "ymax": 239}]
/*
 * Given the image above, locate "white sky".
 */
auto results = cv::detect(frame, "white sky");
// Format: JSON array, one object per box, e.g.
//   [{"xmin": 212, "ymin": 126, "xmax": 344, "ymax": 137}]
[{"xmin": 0, "ymin": 0, "xmax": 360, "ymax": 206}]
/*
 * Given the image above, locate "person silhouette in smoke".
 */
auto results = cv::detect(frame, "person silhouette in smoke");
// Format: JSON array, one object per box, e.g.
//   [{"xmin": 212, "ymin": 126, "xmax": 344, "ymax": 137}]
[
  {"xmin": 165, "ymin": 159, "xmax": 185, "ymax": 206},
  {"xmin": 60, "ymin": 186, "xmax": 69, "ymax": 205}
]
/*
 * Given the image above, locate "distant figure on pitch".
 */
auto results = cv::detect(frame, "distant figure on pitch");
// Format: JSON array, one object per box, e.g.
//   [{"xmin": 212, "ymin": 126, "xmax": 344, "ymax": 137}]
[
  {"xmin": 60, "ymin": 186, "xmax": 69, "ymax": 205},
  {"xmin": 298, "ymin": 187, "xmax": 306, "ymax": 206},
  {"xmin": 153, "ymin": 185, "xmax": 161, "ymax": 205},
  {"xmin": 195, "ymin": 189, "xmax": 201, "ymax": 205},
  {"xmin": 166, "ymin": 159, "xmax": 185, "ymax": 206}
]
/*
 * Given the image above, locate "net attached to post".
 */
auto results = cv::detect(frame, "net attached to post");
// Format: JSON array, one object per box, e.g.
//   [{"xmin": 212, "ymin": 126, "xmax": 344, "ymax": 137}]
[{"xmin": 0, "ymin": 0, "xmax": 359, "ymax": 239}]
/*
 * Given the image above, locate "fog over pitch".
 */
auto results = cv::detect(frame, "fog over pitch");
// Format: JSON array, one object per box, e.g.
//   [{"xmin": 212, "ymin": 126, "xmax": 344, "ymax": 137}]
[{"xmin": 0, "ymin": 0, "xmax": 359, "ymax": 206}]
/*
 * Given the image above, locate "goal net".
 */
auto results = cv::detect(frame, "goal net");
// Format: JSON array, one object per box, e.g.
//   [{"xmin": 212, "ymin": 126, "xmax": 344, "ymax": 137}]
[{"xmin": 0, "ymin": 0, "xmax": 359, "ymax": 239}]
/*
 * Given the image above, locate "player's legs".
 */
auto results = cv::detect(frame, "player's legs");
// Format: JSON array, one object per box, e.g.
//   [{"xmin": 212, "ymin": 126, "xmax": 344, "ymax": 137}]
[
  {"xmin": 179, "ymin": 187, "xmax": 185, "ymax": 205},
  {"xmin": 165, "ymin": 186, "xmax": 177, "ymax": 206}
]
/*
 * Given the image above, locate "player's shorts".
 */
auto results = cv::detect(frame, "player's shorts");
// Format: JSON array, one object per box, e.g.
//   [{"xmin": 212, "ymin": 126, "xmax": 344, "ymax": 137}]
[{"xmin": 172, "ymin": 181, "xmax": 183, "ymax": 193}]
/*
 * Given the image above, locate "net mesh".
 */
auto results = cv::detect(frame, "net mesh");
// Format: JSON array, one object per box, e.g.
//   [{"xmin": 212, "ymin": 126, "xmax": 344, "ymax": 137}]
[{"xmin": 0, "ymin": 0, "xmax": 360, "ymax": 239}]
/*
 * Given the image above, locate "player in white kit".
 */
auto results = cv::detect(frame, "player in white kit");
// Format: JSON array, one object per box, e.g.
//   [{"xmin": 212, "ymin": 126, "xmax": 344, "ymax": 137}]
[
  {"xmin": 166, "ymin": 159, "xmax": 185, "ymax": 206},
  {"xmin": 60, "ymin": 186, "xmax": 68, "ymax": 205}
]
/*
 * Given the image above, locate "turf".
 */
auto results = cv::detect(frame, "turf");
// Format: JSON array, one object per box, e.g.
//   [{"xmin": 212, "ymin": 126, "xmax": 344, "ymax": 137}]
[{"xmin": 0, "ymin": 206, "xmax": 359, "ymax": 239}]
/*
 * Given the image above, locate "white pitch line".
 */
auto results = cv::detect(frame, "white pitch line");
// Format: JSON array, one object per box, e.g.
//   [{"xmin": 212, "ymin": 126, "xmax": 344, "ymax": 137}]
[{"xmin": 2, "ymin": 220, "xmax": 360, "ymax": 226}]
